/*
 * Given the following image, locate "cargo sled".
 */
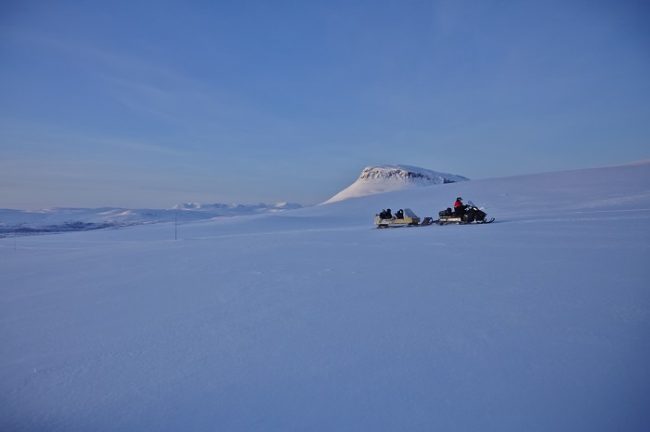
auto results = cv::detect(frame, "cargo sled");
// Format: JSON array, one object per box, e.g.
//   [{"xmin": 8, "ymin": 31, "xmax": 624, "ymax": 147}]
[
  {"xmin": 375, "ymin": 208, "xmax": 433, "ymax": 228},
  {"xmin": 436, "ymin": 202, "xmax": 495, "ymax": 225}
]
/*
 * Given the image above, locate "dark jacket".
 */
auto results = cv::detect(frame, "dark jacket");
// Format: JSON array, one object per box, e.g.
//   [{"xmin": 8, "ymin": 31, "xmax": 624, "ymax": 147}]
[{"xmin": 454, "ymin": 200, "xmax": 465, "ymax": 216}]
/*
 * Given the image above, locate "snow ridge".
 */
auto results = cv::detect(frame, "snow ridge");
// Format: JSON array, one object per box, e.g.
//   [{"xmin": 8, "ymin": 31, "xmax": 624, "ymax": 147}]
[{"xmin": 174, "ymin": 202, "xmax": 301, "ymax": 211}]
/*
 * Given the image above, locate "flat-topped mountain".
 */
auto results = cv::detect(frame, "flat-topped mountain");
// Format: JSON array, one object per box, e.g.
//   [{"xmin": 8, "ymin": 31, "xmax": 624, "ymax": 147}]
[{"xmin": 324, "ymin": 164, "xmax": 468, "ymax": 204}]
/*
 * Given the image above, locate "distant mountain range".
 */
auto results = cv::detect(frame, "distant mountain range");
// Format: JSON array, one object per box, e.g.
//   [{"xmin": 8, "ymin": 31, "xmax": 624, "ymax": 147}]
[
  {"xmin": 324, "ymin": 165, "xmax": 468, "ymax": 204},
  {"xmin": 0, "ymin": 202, "xmax": 302, "ymax": 236}
]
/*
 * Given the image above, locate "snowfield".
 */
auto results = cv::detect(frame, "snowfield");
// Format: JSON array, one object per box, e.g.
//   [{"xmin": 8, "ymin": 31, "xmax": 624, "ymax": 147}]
[{"xmin": 1, "ymin": 162, "xmax": 649, "ymax": 431}]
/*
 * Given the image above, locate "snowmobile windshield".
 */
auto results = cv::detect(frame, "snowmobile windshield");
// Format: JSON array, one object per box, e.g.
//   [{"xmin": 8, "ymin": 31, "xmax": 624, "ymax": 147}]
[
  {"xmin": 404, "ymin": 208, "xmax": 418, "ymax": 218},
  {"xmin": 467, "ymin": 201, "xmax": 486, "ymax": 210}
]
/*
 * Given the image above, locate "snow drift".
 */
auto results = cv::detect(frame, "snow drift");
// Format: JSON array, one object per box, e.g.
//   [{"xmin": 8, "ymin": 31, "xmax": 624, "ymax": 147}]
[
  {"xmin": 1, "ymin": 162, "xmax": 649, "ymax": 432},
  {"xmin": 323, "ymin": 164, "xmax": 467, "ymax": 204}
]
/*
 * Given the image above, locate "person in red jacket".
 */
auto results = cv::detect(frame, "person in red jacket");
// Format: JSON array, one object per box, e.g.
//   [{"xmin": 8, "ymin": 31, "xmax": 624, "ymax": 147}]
[{"xmin": 454, "ymin": 197, "xmax": 466, "ymax": 217}]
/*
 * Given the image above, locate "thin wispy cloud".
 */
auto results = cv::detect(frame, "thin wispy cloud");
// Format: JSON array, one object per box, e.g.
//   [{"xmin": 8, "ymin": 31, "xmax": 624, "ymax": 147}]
[
  {"xmin": 1, "ymin": 118, "xmax": 187, "ymax": 157},
  {"xmin": 3, "ymin": 27, "xmax": 274, "ymax": 135}
]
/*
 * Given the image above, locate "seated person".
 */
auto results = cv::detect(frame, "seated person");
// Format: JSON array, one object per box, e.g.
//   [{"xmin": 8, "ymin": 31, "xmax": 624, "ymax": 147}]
[
  {"xmin": 385, "ymin": 208, "xmax": 393, "ymax": 219},
  {"xmin": 395, "ymin": 209, "xmax": 404, "ymax": 219},
  {"xmin": 454, "ymin": 197, "xmax": 466, "ymax": 217}
]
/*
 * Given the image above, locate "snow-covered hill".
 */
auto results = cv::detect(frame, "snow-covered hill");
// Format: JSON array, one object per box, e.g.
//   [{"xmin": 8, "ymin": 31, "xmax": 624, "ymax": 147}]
[
  {"xmin": 1, "ymin": 162, "xmax": 649, "ymax": 431},
  {"xmin": 324, "ymin": 164, "xmax": 467, "ymax": 204},
  {"xmin": 0, "ymin": 202, "xmax": 301, "ymax": 236}
]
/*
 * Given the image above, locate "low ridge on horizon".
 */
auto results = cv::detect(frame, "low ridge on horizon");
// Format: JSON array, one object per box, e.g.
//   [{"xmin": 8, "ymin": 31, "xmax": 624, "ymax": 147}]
[{"xmin": 0, "ymin": 201, "xmax": 303, "ymax": 237}]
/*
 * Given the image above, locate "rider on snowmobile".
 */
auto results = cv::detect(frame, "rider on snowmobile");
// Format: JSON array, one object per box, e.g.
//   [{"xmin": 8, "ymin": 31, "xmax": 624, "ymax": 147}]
[{"xmin": 453, "ymin": 197, "xmax": 466, "ymax": 217}]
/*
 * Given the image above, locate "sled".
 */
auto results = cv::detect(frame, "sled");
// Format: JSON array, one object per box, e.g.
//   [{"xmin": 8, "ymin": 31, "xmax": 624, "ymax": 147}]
[{"xmin": 375, "ymin": 208, "xmax": 428, "ymax": 228}]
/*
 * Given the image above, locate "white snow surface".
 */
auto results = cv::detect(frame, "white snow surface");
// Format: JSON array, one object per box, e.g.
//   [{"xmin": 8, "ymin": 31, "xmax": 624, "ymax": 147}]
[
  {"xmin": 324, "ymin": 164, "xmax": 468, "ymax": 203},
  {"xmin": 1, "ymin": 162, "xmax": 650, "ymax": 431}
]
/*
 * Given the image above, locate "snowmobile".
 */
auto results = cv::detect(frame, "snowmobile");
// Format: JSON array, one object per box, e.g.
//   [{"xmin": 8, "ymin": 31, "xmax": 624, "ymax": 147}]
[
  {"xmin": 375, "ymin": 208, "xmax": 434, "ymax": 228},
  {"xmin": 435, "ymin": 201, "xmax": 495, "ymax": 225}
]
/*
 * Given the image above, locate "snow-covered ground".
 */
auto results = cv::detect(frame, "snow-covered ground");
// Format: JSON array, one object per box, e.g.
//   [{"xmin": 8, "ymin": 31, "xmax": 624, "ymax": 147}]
[{"xmin": 1, "ymin": 162, "xmax": 649, "ymax": 431}]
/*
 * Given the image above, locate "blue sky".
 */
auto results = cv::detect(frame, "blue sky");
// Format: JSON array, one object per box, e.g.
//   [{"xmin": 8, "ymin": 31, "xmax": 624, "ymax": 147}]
[{"xmin": 1, "ymin": 0, "xmax": 649, "ymax": 209}]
